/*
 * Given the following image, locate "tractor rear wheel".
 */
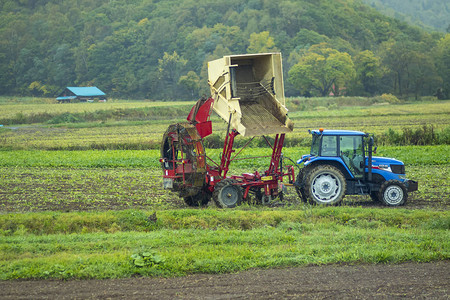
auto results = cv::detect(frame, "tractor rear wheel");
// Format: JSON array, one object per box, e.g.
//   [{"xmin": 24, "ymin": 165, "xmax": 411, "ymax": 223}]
[
  {"xmin": 379, "ymin": 180, "xmax": 407, "ymax": 206},
  {"xmin": 213, "ymin": 179, "xmax": 242, "ymax": 208},
  {"xmin": 304, "ymin": 165, "xmax": 346, "ymax": 205}
]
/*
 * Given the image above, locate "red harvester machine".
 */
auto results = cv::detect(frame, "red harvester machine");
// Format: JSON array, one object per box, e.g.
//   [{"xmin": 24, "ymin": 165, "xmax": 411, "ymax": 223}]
[{"xmin": 160, "ymin": 53, "xmax": 295, "ymax": 208}]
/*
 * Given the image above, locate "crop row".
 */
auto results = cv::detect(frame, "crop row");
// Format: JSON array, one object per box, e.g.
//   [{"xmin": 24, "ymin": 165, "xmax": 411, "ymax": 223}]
[
  {"xmin": 0, "ymin": 145, "xmax": 448, "ymax": 168},
  {"xmin": 1, "ymin": 115, "xmax": 448, "ymax": 150},
  {"xmin": 1, "ymin": 98, "xmax": 448, "ymax": 122},
  {"xmin": 0, "ymin": 163, "xmax": 447, "ymax": 213}
]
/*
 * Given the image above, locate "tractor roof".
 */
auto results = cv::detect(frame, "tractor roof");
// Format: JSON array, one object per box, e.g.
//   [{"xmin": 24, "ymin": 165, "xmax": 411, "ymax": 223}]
[{"xmin": 311, "ymin": 129, "xmax": 367, "ymax": 136}]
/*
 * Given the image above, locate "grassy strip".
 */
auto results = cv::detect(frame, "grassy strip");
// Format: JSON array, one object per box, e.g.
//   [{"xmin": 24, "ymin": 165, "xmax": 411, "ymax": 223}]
[
  {"xmin": 0, "ymin": 146, "xmax": 448, "ymax": 168},
  {"xmin": 0, "ymin": 101, "xmax": 194, "ymax": 124},
  {"xmin": 0, "ymin": 208, "xmax": 448, "ymax": 279},
  {"xmin": 1, "ymin": 208, "xmax": 449, "ymax": 235}
]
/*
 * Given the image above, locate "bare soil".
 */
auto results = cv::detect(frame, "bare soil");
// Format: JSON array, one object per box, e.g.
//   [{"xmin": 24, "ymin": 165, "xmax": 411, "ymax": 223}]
[{"xmin": 1, "ymin": 261, "xmax": 448, "ymax": 299}]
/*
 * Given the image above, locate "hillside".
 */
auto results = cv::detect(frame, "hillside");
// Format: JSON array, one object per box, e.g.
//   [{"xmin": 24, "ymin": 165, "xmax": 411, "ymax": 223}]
[
  {"xmin": 363, "ymin": 0, "xmax": 450, "ymax": 32},
  {"xmin": 0, "ymin": 0, "xmax": 448, "ymax": 100}
]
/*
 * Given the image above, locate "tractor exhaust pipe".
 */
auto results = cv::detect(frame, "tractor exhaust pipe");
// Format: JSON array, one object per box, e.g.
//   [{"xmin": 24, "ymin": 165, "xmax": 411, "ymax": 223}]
[{"xmin": 368, "ymin": 136, "xmax": 373, "ymax": 182}]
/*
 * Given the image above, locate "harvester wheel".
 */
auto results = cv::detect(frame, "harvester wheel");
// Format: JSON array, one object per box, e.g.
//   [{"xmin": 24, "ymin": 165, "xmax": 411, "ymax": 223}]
[
  {"xmin": 184, "ymin": 190, "xmax": 211, "ymax": 207},
  {"xmin": 304, "ymin": 165, "xmax": 346, "ymax": 205},
  {"xmin": 379, "ymin": 180, "xmax": 407, "ymax": 206},
  {"xmin": 213, "ymin": 179, "xmax": 242, "ymax": 208}
]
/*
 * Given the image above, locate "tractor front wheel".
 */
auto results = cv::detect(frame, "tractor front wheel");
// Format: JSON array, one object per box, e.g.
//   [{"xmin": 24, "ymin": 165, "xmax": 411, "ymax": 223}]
[
  {"xmin": 304, "ymin": 165, "xmax": 346, "ymax": 205},
  {"xmin": 213, "ymin": 179, "xmax": 243, "ymax": 208},
  {"xmin": 379, "ymin": 180, "xmax": 407, "ymax": 206}
]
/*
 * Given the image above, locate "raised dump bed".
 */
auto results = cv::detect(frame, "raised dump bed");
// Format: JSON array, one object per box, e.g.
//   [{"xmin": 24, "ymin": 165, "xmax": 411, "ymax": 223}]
[{"xmin": 208, "ymin": 53, "xmax": 294, "ymax": 137}]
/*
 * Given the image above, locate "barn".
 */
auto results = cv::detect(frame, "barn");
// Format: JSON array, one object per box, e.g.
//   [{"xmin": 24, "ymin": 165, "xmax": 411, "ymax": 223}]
[{"xmin": 56, "ymin": 87, "xmax": 106, "ymax": 103}]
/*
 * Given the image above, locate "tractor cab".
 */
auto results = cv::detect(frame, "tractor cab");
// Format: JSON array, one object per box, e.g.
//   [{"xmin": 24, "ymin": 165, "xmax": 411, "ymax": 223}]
[{"xmin": 303, "ymin": 129, "xmax": 367, "ymax": 179}]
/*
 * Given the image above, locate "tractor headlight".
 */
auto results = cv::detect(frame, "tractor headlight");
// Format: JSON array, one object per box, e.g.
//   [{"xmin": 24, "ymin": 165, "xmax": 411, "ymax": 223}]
[{"xmin": 378, "ymin": 165, "xmax": 392, "ymax": 172}]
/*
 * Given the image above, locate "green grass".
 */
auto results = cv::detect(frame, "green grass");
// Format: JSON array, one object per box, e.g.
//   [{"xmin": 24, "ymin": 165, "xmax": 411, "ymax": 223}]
[{"xmin": 1, "ymin": 208, "xmax": 448, "ymax": 279}]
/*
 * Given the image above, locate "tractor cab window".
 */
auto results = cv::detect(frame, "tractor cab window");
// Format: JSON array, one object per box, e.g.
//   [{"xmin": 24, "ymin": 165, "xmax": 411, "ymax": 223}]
[
  {"xmin": 321, "ymin": 135, "xmax": 338, "ymax": 156},
  {"xmin": 311, "ymin": 134, "xmax": 338, "ymax": 156},
  {"xmin": 340, "ymin": 136, "xmax": 364, "ymax": 178},
  {"xmin": 311, "ymin": 134, "xmax": 321, "ymax": 156}
]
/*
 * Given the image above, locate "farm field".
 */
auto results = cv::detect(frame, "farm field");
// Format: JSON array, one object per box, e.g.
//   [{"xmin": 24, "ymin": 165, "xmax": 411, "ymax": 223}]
[
  {"xmin": 1, "ymin": 98, "xmax": 449, "ymax": 150},
  {"xmin": 1, "ymin": 112, "xmax": 449, "ymax": 150},
  {"xmin": 0, "ymin": 146, "xmax": 448, "ymax": 212},
  {"xmin": 0, "ymin": 97, "xmax": 449, "ymax": 282}
]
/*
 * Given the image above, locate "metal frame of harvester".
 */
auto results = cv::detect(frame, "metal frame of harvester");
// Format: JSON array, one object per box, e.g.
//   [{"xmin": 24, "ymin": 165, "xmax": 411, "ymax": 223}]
[{"xmin": 161, "ymin": 53, "xmax": 295, "ymax": 208}]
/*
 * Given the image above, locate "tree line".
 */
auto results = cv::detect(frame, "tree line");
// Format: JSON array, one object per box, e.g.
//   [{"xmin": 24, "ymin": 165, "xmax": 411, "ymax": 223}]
[{"xmin": 0, "ymin": 0, "xmax": 449, "ymax": 100}]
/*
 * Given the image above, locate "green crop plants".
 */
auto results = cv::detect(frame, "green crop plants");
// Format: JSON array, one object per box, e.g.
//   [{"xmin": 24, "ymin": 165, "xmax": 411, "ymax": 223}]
[
  {"xmin": 0, "ymin": 167, "xmax": 178, "ymax": 212},
  {"xmin": 131, "ymin": 248, "xmax": 165, "ymax": 267},
  {"xmin": 377, "ymin": 125, "xmax": 450, "ymax": 146},
  {"xmin": 1, "ymin": 146, "xmax": 444, "ymax": 169},
  {"xmin": 0, "ymin": 145, "xmax": 447, "ymax": 212}
]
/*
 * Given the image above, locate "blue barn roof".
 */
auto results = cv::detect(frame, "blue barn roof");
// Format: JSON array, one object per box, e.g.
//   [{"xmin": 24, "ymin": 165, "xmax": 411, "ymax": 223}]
[{"xmin": 65, "ymin": 87, "xmax": 106, "ymax": 97}]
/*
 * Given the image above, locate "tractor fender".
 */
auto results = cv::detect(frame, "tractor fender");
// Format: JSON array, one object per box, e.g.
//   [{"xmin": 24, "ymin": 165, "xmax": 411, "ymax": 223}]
[
  {"xmin": 304, "ymin": 157, "xmax": 354, "ymax": 180},
  {"xmin": 371, "ymin": 168, "xmax": 406, "ymax": 182}
]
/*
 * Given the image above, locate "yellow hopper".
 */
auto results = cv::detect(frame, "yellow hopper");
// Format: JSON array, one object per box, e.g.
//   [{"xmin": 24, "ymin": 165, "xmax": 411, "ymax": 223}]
[{"xmin": 208, "ymin": 53, "xmax": 294, "ymax": 137}]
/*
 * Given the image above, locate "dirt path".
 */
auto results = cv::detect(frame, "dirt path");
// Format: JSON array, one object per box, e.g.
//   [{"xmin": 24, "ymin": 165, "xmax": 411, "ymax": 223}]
[{"xmin": 2, "ymin": 261, "xmax": 449, "ymax": 299}]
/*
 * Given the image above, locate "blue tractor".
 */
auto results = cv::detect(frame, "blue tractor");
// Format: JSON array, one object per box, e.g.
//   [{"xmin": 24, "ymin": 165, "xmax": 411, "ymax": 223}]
[{"xmin": 295, "ymin": 129, "xmax": 418, "ymax": 206}]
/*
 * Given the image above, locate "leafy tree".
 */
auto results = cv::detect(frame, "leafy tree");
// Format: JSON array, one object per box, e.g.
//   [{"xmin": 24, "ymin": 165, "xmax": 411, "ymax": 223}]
[
  {"xmin": 28, "ymin": 81, "xmax": 44, "ymax": 97},
  {"xmin": 178, "ymin": 71, "xmax": 200, "ymax": 98},
  {"xmin": 379, "ymin": 38, "xmax": 438, "ymax": 98},
  {"xmin": 157, "ymin": 51, "xmax": 187, "ymax": 99},
  {"xmin": 49, "ymin": 44, "xmax": 75, "ymax": 87},
  {"xmin": 292, "ymin": 29, "xmax": 329, "ymax": 50},
  {"xmin": 433, "ymin": 34, "xmax": 450, "ymax": 98},
  {"xmin": 353, "ymin": 50, "xmax": 383, "ymax": 95},
  {"xmin": 406, "ymin": 51, "xmax": 440, "ymax": 100},
  {"xmin": 288, "ymin": 44, "xmax": 356, "ymax": 97},
  {"xmin": 247, "ymin": 31, "xmax": 278, "ymax": 53}
]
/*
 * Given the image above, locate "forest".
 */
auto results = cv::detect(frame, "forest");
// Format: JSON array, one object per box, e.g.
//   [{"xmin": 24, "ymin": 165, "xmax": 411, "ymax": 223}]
[
  {"xmin": 363, "ymin": 0, "xmax": 450, "ymax": 32},
  {"xmin": 0, "ymin": 0, "xmax": 449, "ymax": 100}
]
